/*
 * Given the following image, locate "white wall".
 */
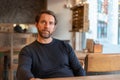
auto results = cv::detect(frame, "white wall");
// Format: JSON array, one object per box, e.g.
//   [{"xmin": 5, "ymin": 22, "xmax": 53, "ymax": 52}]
[
  {"xmin": 107, "ymin": 0, "xmax": 118, "ymax": 44},
  {"xmin": 47, "ymin": 0, "xmax": 86, "ymax": 51},
  {"xmin": 86, "ymin": 0, "xmax": 98, "ymax": 40},
  {"xmin": 47, "ymin": 0, "xmax": 72, "ymax": 40}
]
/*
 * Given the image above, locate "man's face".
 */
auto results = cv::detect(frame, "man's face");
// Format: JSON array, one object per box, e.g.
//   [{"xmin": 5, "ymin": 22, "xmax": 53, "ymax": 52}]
[{"xmin": 36, "ymin": 13, "xmax": 56, "ymax": 39}]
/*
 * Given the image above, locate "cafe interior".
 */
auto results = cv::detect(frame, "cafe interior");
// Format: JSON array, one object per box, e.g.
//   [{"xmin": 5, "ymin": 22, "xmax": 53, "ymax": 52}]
[{"xmin": 1, "ymin": 0, "xmax": 120, "ymax": 80}]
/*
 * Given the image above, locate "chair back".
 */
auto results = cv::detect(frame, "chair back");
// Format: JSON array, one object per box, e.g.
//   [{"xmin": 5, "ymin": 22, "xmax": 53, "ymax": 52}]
[{"xmin": 85, "ymin": 53, "xmax": 120, "ymax": 75}]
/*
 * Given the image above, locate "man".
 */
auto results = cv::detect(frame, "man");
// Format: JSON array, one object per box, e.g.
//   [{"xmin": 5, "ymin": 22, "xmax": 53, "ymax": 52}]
[{"xmin": 16, "ymin": 10, "xmax": 86, "ymax": 80}]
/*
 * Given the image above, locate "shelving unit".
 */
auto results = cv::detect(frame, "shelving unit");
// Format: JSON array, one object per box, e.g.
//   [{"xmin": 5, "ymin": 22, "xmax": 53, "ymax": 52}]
[
  {"xmin": 0, "ymin": 24, "xmax": 36, "ymax": 80},
  {"xmin": 10, "ymin": 32, "xmax": 35, "ymax": 80},
  {"xmin": 70, "ymin": 3, "xmax": 89, "ymax": 50},
  {"xmin": 71, "ymin": 3, "xmax": 89, "ymax": 32}
]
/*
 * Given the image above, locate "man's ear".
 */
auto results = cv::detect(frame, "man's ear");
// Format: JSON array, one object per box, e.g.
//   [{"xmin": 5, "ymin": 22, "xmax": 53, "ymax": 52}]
[{"xmin": 35, "ymin": 22, "xmax": 38, "ymax": 28}]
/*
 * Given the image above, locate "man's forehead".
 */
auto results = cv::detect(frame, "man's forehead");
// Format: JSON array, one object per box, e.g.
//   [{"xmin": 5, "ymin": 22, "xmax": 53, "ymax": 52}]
[{"xmin": 40, "ymin": 14, "xmax": 55, "ymax": 21}]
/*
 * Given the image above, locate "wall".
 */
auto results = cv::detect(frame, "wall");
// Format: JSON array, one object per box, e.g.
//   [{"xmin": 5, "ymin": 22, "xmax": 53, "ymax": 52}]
[
  {"xmin": 47, "ymin": 0, "xmax": 86, "ymax": 50},
  {"xmin": 86, "ymin": 0, "xmax": 97, "ymax": 40},
  {"xmin": 107, "ymin": 0, "xmax": 118, "ymax": 44},
  {"xmin": 47, "ymin": 0, "xmax": 72, "ymax": 41},
  {"xmin": 0, "ymin": 0, "xmax": 47, "ymax": 23}
]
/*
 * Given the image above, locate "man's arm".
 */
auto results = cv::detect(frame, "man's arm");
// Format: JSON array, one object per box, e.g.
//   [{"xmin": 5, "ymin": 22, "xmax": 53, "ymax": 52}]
[
  {"xmin": 69, "ymin": 50, "xmax": 86, "ymax": 76},
  {"xmin": 16, "ymin": 47, "xmax": 35, "ymax": 80},
  {"xmin": 66, "ymin": 44, "xmax": 86, "ymax": 76}
]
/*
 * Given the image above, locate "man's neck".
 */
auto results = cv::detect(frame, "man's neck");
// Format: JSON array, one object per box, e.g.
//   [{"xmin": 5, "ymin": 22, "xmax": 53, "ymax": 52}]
[{"xmin": 37, "ymin": 36, "xmax": 53, "ymax": 44}]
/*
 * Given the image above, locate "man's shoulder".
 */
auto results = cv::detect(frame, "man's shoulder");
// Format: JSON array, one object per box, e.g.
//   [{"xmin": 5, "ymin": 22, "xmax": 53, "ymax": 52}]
[
  {"xmin": 53, "ymin": 38, "xmax": 71, "ymax": 47},
  {"xmin": 53, "ymin": 38, "xmax": 67, "ymax": 44},
  {"xmin": 53, "ymin": 38, "xmax": 68, "ymax": 43},
  {"xmin": 21, "ymin": 40, "xmax": 37, "ymax": 50}
]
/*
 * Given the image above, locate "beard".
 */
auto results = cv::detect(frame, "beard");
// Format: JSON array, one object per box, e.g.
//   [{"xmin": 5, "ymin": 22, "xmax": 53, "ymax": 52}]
[{"xmin": 38, "ymin": 30, "xmax": 52, "ymax": 39}]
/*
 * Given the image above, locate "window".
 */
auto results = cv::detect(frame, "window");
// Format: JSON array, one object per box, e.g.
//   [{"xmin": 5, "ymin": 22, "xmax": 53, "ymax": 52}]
[{"xmin": 87, "ymin": 0, "xmax": 120, "ymax": 53}]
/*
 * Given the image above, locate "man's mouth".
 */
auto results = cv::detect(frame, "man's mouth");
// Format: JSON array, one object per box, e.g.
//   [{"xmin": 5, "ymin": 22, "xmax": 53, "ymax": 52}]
[{"xmin": 42, "ymin": 30, "xmax": 49, "ymax": 34}]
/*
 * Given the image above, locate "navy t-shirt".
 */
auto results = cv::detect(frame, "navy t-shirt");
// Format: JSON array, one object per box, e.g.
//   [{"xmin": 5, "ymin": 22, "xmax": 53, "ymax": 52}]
[{"xmin": 16, "ymin": 38, "xmax": 86, "ymax": 80}]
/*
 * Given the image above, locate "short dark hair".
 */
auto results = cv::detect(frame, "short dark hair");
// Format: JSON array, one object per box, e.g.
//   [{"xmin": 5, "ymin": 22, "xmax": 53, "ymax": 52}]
[{"xmin": 35, "ymin": 10, "xmax": 57, "ymax": 25}]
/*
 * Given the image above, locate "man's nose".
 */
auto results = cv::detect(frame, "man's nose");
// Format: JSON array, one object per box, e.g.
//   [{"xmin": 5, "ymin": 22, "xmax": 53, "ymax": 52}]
[{"xmin": 44, "ymin": 22, "xmax": 49, "ymax": 28}]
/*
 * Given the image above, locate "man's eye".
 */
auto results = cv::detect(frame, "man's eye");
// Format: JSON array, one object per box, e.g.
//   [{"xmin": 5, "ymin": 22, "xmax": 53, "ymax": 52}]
[
  {"xmin": 40, "ymin": 21, "xmax": 46, "ymax": 24},
  {"xmin": 49, "ymin": 22, "xmax": 54, "ymax": 25}
]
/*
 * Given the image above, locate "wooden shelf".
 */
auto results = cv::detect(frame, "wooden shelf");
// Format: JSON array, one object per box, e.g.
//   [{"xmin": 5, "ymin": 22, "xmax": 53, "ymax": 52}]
[
  {"xmin": 71, "ymin": 3, "xmax": 89, "ymax": 32},
  {"xmin": 0, "ymin": 48, "xmax": 10, "ymax": 53},
  {"xmin": 0, "ymin": 24, "xmax": 36, "ymax": 80}
]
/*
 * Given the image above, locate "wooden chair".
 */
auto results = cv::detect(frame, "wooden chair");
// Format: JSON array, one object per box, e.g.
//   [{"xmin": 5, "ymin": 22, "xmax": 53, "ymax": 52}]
[
  {"xmin": 85, "ymin": 53, "xmax": 120, "ymax": 75},
  {"xmin": 75, "ymin": 51, "xmax": 87, "ymax": 69}
]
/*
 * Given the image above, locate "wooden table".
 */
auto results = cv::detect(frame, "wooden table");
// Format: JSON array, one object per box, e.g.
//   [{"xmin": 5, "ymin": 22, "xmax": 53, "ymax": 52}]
[{"xmin": 43, "ymin": 74, "xmax": 120, "ymax": 80}]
